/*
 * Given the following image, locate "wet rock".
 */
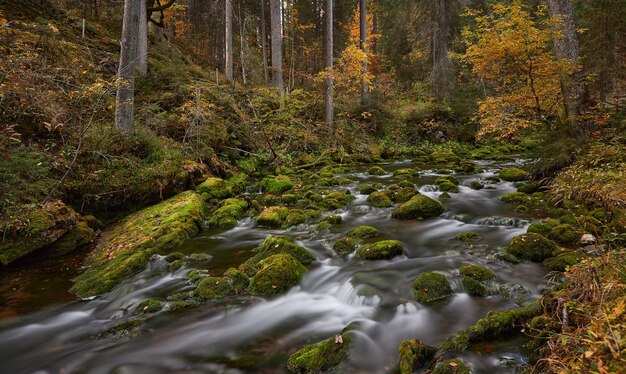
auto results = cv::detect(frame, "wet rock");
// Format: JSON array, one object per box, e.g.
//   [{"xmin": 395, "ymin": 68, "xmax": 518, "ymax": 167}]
[
  {"xmin": 547, "ymin": 224, "xmax": 584, "ymax": 245},
  {"xmin": 436, "ymin": 175, "xmax": 460, "ymax": 186},
  {"xmin": 527, "ymin": 219, "xmax": 561, "ymax": 237},
  {"xmin": 394, "ymin": 168, "xmax": 418, "ymax": 177},
  {"xmin": 348, "ymin": 225, "xmax": 379, "ymax": 239},
  {"xmin": 432, "ymin": 358, "xmax": 470, "ymax": 374},
  {"xmin": 356, "ymin": 240, "xmax": 404, "ymax": 260},
  {"xmin": 358, "ymin": 184, "xmax": 378, "ymax": 195},
  {"xmin": 248, "ymin": 253, "xmax": 308, "ymax": 296},
  {"xmin": 499, "ymin": 167, "xmax": 529, "ymax": 182},
  {"xmin": 209, "ymin": 198, "xmax": 249, "ymax": 228},
  {"xmin": 194, "ymin": 277, "xmax": 234, "ymax": 301},
  {"xmin": 543, "ymin": 249, "xmax": 585, "ymax": 271},
  {"xmin": 398, "ymin": 339, "xmax": 435, "ymax": 374},
  {"xmin": 469, "ymin": 181, "xmax": 484, "ymax": 190},
  {"xmin": 260, "ymin": 175, "xmax": 294, "ymax": 194},
  {"xmin": 256, "ymin": 206, "xmax": 289, "ymax": 228},
  {"xmin": 501, "ymin": 192, "xmax": 529, "ymax": 204},
  {"xmin": 463, "ymin": 276, "xmax": 490, "ymax": 296},
  {"xmin": 455, "ymin": 232, "xmax": 481, "ymax": 242},
  {"xmin": 438, "ymin": 181, "xmax": 460, "ymax": 193},
  {"xmin": 392, "ymin": 195, "xmax": 447, "ymax": 220},
  {"xmin": 224, "ymin": 267, "xmax": 250, "ymax": 293},
  {"xmin": 334, "ymin": 237, "xmax": 358, "ymax": 255},
  {"xmin": 322, "ymin": 215, "xmax": 342, "ymax": 225},
  {"xmin": 287, "ymin": 329, "xmax": 353, "ymax": 373},
  {"xmin": 507, "ymin": 233, "xmax": 557, "ymax": 262},
  {"xmin": 413, "ymin": 272, "xmax": 452, "ymax": 304},
  {"xmin": 196, "ymin": 177, "xmax": 234, "ymax": 200},
  {"xmin": 367, "ymin": 191, "xmax": 392, "ymax": 207},
  {"xmin": 134, "ymin": 299, "xmax": 162, "ymax": 314},
  {"xmin": 398, "ymin": 180, "xmax": 416, "ymax": 188},
  {"xmin": 389, "ymin": 188, "xmax": 419, "ymax": 203},
  {"xmin": 460, "ymin": 264, "xmax": 495, "ymax": 281},
  {"xmin": 246, "ymin": 236, "xmax": 315, "ymax": 265},
  {"xmin": 580, "ymin": 234, "xmax": 596, "ymax": 245},
  {"xmin": 517, "ymin": 181, "xmax": 542, "ymax": 194},
  {"xmin": 41, "ymin": 220, "xmax": 96, "ymax": 258},
  {"xmin": 368, "ymin": 166, "xmax": 386, "ymax": 175}
]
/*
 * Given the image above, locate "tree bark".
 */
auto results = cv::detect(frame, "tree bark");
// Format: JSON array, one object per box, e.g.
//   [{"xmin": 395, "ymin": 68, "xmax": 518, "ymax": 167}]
[
  {"xmin": 359, "ymin": 0, "xmax": 369, "ymax": 106},
  {"xmin": 546, "ymin": 0, "xmax": 586, "ymax": 121},
  {"xmin": 225, "ymin": 0, "xmax": 233, "ymax": 81},
  {"xmin": 137, "ymin": 0, "xmax": 148, "ymax": 75},
  {"xmin": 239, "ymin": 1, "xmax": 247, "ymax": 85},
  {"xmin": 270, "ymin": 0, "xmax": 283, "ymax": 94},
  {"xmin": 115, "ymin": 0, "xmax": 140, "ymax": 134},
  {"xmin": 431, "ymin": 0, "xmax": 453, "ymax": 102},
  {"xmin": 325, "ymin": 0, "xmax": 334, "ymax": 129},
  {"xmin": 261, "ymin": 0, "xmax": 269, "ymax": 85}
]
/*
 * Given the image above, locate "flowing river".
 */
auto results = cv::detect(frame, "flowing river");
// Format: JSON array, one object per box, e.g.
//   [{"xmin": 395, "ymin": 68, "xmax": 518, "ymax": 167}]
[{"xmin": 0, "ymin": 159, "xmax": 550, "ymax": 373}]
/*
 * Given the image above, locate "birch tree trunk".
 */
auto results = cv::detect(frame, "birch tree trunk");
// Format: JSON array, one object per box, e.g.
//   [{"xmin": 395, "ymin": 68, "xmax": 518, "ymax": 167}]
[
  {"xmin": 359, "ymin": 0, "xmax": 369, "ymax": 106},
  {"xmin": 115, "ymin": 0, "xmax": 140, "ymax": 134},
  {"xmin": 225, "ymin": 0, "xmax": 234, "ymax": 82},
  {"xmin": 270, "ymin": 0, "xmax": 283, "ymax": 94},
  {"xmin": 261, "ymin": 0, "xmax": 269, "ymax": 85},
  {"xmin": 239, "ymin": 1, "xmax": 247, "ymax": 85},
  {"xmin": 137, "ymin": 0, "xmax": 148, "ymax": 75},
  {"xmin": 431, "ymin": 0, "xmax": 453, "ymax": 102},
  {"xmin": 325, "ymin": 0, "xmax": 334, "ymax": 129}
]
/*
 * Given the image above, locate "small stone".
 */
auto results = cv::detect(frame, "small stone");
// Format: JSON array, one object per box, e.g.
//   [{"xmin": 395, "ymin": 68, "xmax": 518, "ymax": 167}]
[{"xmin": 580, "ymin": 234, "xmax": 596, "ymax": 245}]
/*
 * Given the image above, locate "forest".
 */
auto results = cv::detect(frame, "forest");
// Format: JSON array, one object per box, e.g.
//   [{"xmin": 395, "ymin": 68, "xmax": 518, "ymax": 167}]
[{"xmin": 0, "ymin": 0, "xmax": 624, "ymax": 372}]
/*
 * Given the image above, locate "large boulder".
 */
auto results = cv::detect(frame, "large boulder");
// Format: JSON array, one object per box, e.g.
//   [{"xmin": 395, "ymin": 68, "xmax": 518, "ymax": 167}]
[
  {"xmin": 413, "ymin": 272, "xmax": 452, "ymax": 304},
  {"xmin": 499, "ymin": 167, "xmax": 529, "ymax": 182},
  {"xmin": 248, "ymin": 253, "xmax": 308, "ymax": 296},
  {"xmin": 246, "ymin": 236, "xmax": 315, "ymax": 265},
  {"xmin": 507, "ymin": 233, "xmax": 557, "ymax": 262},
  {"xmin": 392, "ymin": 195, "xmax": 447, "ymax": 220},
  {"xmin": 355, "ymin": 240, "xmax": 404, "ymax": 260},
  {"xmin": 195, "ymin": 177, "xmax": 234, "ymax": 200}
]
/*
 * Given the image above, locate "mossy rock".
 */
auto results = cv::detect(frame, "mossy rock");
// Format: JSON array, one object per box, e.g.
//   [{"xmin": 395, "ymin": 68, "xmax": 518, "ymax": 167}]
[
  {"xmin": 398, "ymin": 339, "xmax": 435, "ymax": 374},
  {"xmin": 196, "ymin": 177, "xmax": 234, "ymax": 200},
  {"xmin": 398, "ymin": 180, "xmax": 415, "ymax": 188},
  {"xmin": 413, "ymin": 272, "xmax": 452, "ymax": 304},
  {"xmin": 469, "ymin": 181, "xmax": 484, "ymax": 190},
  {"xmin": 322, "ymin": 215, "xmax": 342, "ymax": 225},
  {"xmin": 501, "ymin": 192, "xmax": 529, "ymax": 204},
  {"xmin": 281, "ymin": 194, "xmax": 298, "ymax": 205},
  {"xmin": 287, "ymin": 331, "xmax": 353, "ymax": 373},
  {"xmin": 187, "ymin": 269, "xmax": 205, "ymax": 283},
  {"xmin": 548, "ymin": 224, "xmax": 584, "ymax": 244},
  {"xmin": 82, "ymin": 215, "xmax": 104, "ymax": 230},
  {"xmin": 325, "ymin": 191, "xmax": 354, "ymax": 206},
  {"xmin": 256, "ymin": 206, "xmax": 289, "ymax": 228},
  {"xmin": 0, "ymin": 200, "xmax": 81, "ymax": 265},
  {"xmin": 368, "ymin": 166, "xmax": 386, "ymax": 175},
  {"xmin": 440, "ymin": 192, "xmax": 451, "ymax": 199},
  {"xmin": 334, "ymin": 237, "xmax": 358, "ymax": 255},
  {"xmin": 392, "ymin": 195, "xmax": 447, "ymax": 220},
  {"xmin": 436, "ymin": 175, "xmax": 460, "ymax": 186},
  {"xmin": 527, "ymin": 220, "xmax": 561, "ymax": 237},
  {"xmin": 389, "ymin": 188, "xmax": 418, "ymax": 203},
  {"xmin": 432, "ymin": 359, "xmax": 471, "ymax": 374},
  {"xmin": 208, "ymin": 198, "xmax": 249, "ymax": 228},
  {"xmin": 228, "ymin": 173, "xmax": 249, "ymax": 194},
  {"xmin": 394, "ymin": 168, "xmax": 418, "ymax": 177},
  {"xmin": 359, "ymin": 184, "xmax": 378, "ymax": 195},
  {"xmin": 463, "ymin": 276, "xmax": 490, "ymax": 296},
  {"xmin": 260, "ymin": 175, "xmax": 294, "ymax": 194},
  {"xmin": 455, "ymin": 232, "xmax": 481, "ymax": 242},
  {"xmin": 247, "ymin": 236, "xmax": 315, "ymax": 265},
  {"xmin": 71, "ymin": 191, "xmax": 207, "ymax": 297},
  {"xmin": 194, "ymin": 276, "xmax": 234, "ymax": 301},
  {"xmin": 285, "ymin": 210, "xmax": 307, "ymax": 227},
  {"xmin": 543, "ymin": 250, "xmax": 585, "ymax": 271},
  {"xmin": 356, "ymin": 240, "xmax": 404, "ymax": 260},
  {"xmin": 367, "ymin": 191, "xmax": 392, "ymax": 207},
  {"xmin": 460, "ymin": 264, "xmax": 495, "ymax": 281},
  {"xmin": 165, "ymin": 252, "xmax": 185, "ymax": 262},
  {"xmin": 517, "ymin": 181, "xmax": 541, "ymax": 194},
  {"xmin": 499, "ymin": 167, "xmax": 529, "ymax": 182},
  {"xmin": 347, "ymin": 226, "xmax": 379, "ymax": 239},
  {"xmin": 431, "ymin": 150, "xmax": 460, "ymax": 163},
  {"xmin": 515, "ymin": 205, "xmax": 529, "ymax": 213},
  {"xmin": 438, "ymin": 181, "xmax": 459, "ymax": 193},
  {"xmin": 507, "ymin": 233, "xmax": 557, "ymax": 262},
  {"xmin": 248, "ymin": 254, "xmax": 308, "ymax": 296},
  {"xmin": 134, "ymin": 299, "xmax": 162, "ymax": 314},
  {"xmin": 224, "ymin": 267, "xmax": 250, "ymax": 293},
  {"xmin": 42, "ymin": 220, "xmax": 96, "ymax": 257}
]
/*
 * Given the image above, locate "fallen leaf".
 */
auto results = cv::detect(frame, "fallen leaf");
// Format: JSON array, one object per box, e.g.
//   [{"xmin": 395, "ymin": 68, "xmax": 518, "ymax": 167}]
[{"xmin": 334, "ymin": 335, "xmax": 343, "ymax": 344}]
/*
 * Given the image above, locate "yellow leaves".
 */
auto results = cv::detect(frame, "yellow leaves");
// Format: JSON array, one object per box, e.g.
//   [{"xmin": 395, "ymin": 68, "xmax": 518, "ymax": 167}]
[{"xmin": 608, "ymin": 299, "xmax": 625, "ymax": 321}]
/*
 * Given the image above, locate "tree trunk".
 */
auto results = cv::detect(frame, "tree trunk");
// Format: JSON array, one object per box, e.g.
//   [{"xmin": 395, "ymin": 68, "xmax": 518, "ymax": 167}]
[
  {"xmin": 115, "ymin": 0, "xmax": 140, "ymax": 134},
  {"xmin": 430, "ymin": 0, "xmax": 453, "ymax": 102},
  {"xmin": 324, "ymin": 0, "xmax": 334, "ymax": 129},
  {"xmin": 225, "ymin": 0, "xmax": 233, "ymax": 82},
  {"xmin": 270, "ymin": 0, "xmax": 283, "ymax": 94},
  {"xmin": 546, "ymin": 0, "xmax": 586, "ymax": 121},
  {"xmin": 137, "ymin": 0, "xmax": 148, "ymax": 75},
  {"xmin": 239, "ymin": 1, "xmax": 247, "ymax": 85},
  {"xmin": 359, "ymin": 0, "xmax": 369, "ymax": 106},
  {"xmin": 261, "ymin": 0, "xmax": 269, "ymax": 85}
]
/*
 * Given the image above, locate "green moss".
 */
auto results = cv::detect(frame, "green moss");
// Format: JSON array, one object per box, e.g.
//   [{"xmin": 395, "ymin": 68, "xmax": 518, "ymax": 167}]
[
  {"xmin": 356, "ymin": 240, "xmax": 404, "ymax": 260},
  {"xmin": 195, "ymin": 177, "xmax": 234, "ymax": 200},
  {"xmin": 287, "ymin": 332, "xmax": 352, "ymax": 373},
  {"xmin": 368, "ymin": 166, "xmax": 386, "ymax": 175},
  {"xmin": 455, "ymin": 232, "xmax": 481, "ymax": 242},
  {"xmin": 501, "ymin": 192, "xmax": 530, "ymax": 204},
  {"xmin": 322, "ymin": 215, "xmax": 342, "ymax": 225},
  {"xmin": 507, "ymin": 233, "xmax": 557, "ymax": 262},
  {"xmin": 168, "ymin": 259, "xmax": 186, "ymax": 271},
  {"xmin": 432, "ymin": 359, "xmax": 470, "ymax": 374},
  {"xmin": 348, "ymin": 226, "xmax": 379, "ymax": 239},
  {"xmin": 392, "ymin": 195, "xmax": 447, "ymax": 220},
  {"xmin": 460, "ymin": 265, "xmax": 495, "ymax": 281},
  {"xmin": 256, "ymin": 206, "xmax": 289, "ymax": 228},
  {"xmin": 228, "ymin": 173, "xmax": 249, "ymax": 194},
  {"xmin": 548, "ymin": 224, "xmax": 583, "ymax": 244},
  {"xmin": 224, "ymin": 267, "xmax": 250, "ymax": 293},
  {"xmin": 359, "ymin": 184, "xmax": 378, "ymax": 195},
  {"xmin": 325, "ymin": 191, "xmax": 354, "ymax": 206},
  {"xmin": 463, "ymin": 276, "xmax": 490, "ymax": 296},
  {"xmin": 367, "ymin": 191, "xmax": 393, "ymax": 207},
  {"xmin": 412, "ymin": 272, "xmax": 452, "ymax": 304},
  {"xmin": 436, "ymin": 175, "xmax": 460, "ymax": 186},
  {"xmin": 440, "ymin": 192, "xmax": 451, "ymax": 199},
  {"xmin": 438, "ymin": 181, "xmax": 459, "ymax": 193},
  {"xmin": 71, "ymin": 191, "xmax": 206, "ymax": 297},
  {"xmin": 168, "ymin": 301, "xmax": 191, "ymax": 311},
  {"xmin": 334, "ymin": 237, "xmax": 358, "ymax": 255},
  {"xmin": 394, "ymin": 168, "xmax": 418, "ymax": 177},
  {"xmin": 187, "ymin": 269, "xmax": 204, "ymax": 283},
  {"xmin": 135, "ymin": 299, "xmax": 162, "ymax": 314},
  {"xmin": 499, "ymin": 167, "xmax": 529, "ymax": 182},
  {"xmin": 543, "ymin": 250, "xmax": 585, "ymax": 271},
  {"xmin": 44, "ymin": 220, "xmax": 96, "ymax": 256},
  {"xmin": 527, "ymin": 220, "xmax": 561, "ymax": 237},
  {"xmin": 193, "ymin": 276, "xmax": 234, "ymax": 301},
  {"xmin": 246, "ymin": 236, "xmax": 315, "ymax": 265},
  {"xmin": 398, "ymin": 340, "xmax": 435, "ymax": 374},
  {"xmin": 281, "ymin": 194, "xmax": 298, "ymax": 205},
  {"xmin": 515, "ymin": 204, "xmax": 529, "ymax": 213},
  {"xmin": 208, "ymin": 198, "xmax": 249, "ymax": 228},
  {"xmin": 260, "ymin": 175, "xmax": 294, "ymax": 194},
  {"xmin": 431, "ymin": 150, "xmax": 460, "ymax": 163},
  {"xmin": 469, "ymin": 181, "xmax": 484, "ymax": 190},
  {"xmin": 398, "ymin": 180, "xmax": 415, "ymax": 188},
  {"xmin": 517, "ymin": 181, "xmax": 541, "ymax": 194},
  {"xmin": 165, "ymin": 252, "xmax": 185, "ymax": 262},
  {"xmin": 248, "ymin": 253, "xmax": 308, "ymax": 296},
  {"xmin": 285, "ymin": 210, "xmax": 307, "ymax": 227}
]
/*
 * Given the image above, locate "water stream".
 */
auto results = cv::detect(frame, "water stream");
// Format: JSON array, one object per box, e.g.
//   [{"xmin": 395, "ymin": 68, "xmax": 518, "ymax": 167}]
[{"xmin": 0, "ymin": 159, "xmax": 551, "ymax": 373}]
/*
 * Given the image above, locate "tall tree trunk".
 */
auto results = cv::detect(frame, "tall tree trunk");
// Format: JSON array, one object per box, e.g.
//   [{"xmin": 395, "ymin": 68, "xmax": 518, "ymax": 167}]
[
  {"xmin": 431, "ymin": 0, "xmax": 453, "ymax": 102},
  {"xmin": 137, "ymin": 0, "xmax": 148, "ymax": 75},
  {"xmin": 270, "ymin": 0, "xmax": 283, "ymax": 94},
  {"xmin": 239, "ymin": 1, "xmax": 247, "ymax": 85},
  {"xmin": 225, "ymin": 0, "xmax": 234, "ymax": 81},
  {"xmin": 325, "ymin": 0, "xmax": 334, "ymax": 130},
  {"xmin": 359, "ymin": 0, "xmax": 369, "ymax": 106},
  {"xmin": 546, "ymin": 0, "xmax": 586, "ymax": 122},
  {"xmin": 115, "ymin": 0, "xmax": 140, "ymax": 134},
  {"xmin": 261, "ymin": 0, "xmax": 269, "ymax": 84}
]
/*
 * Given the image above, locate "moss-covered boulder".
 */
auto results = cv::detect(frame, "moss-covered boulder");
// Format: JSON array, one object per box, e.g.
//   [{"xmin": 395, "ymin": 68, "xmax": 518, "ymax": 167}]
[
  {"xmin": 285, "ymin": 210, "xmax": 307, "ymax": 227},
  {"xmin": 71, "ymin": 191, "xmax": 206, "ymax": 297},
  {"xmin": 432, "ymin": 359, "xmax": 471, "ymax": 374},
  {"xmin": 322, "ymin": 214, "xmax": 342, "ymax": 225},
  {"xmin": 368, "ymin": 166, "xmax": 386, "ymax": 175},
  {"xmin": 398, "ymin": 180, "xmax": 415, "ymax": 188},
  {"xmin": 460, "ymin": 264, "xmax": 495, "ymax": 281},
  {"xmin": 347, "ymin": 225, "xmax": 379, "ymax": 239},
  {"xmin": 507, "ymin": 233, "xmax": 557, "ymax": 262},
  {"xmin": 463, "ymin": 276, "xmax": 490, "ymax": 296},
  {"xmin": 196, "ymin": 177, "xmax": 234, "ymax": 200},
  {"xmin": 135, "ymin": 299, "xmax": 163, "ymax": 314},
  {"xmin": 398, "ymin": 339, "xmax": 435, "ymax": 374},
  {"xmin": 247, "ymin": 236, "xmax": 315, "ymax": 265},
  {"xmin": 543, "ymin": 250, "xmax": 585, "ymax": 271},
  {"xmin": 438, "ymin": 181, "xmax": 459, "ymax": 193},
  {"xmin": 256, "ymin": 206, "xmax": 289, "ymax": 228},
  {"xmin": 248, "ymin": 253, "xmax": 308, "ymax": 296},
  {"xmin": 356, "ymin": 240, "xmax": 404, "ymax": 260},
  {"xmin": 469, "ymin": 181, "xmax": 484, "ymax": 190},
  {"xmin": 501, "ymin": 192, "xmax": 530, "ymax": 204},
  {"xmin": 413, "ymin": 272, "xmax": 452, "ymax": 304},
  {"xmin": 499, "ymin": 167, "xmax": 529, "ymax": 182},
  {"xmin": 326, "ymin": 191, "xmax": 354, "ymax": 206},
  {"xmin": 287, "ymin": 331, "xmax": 353, "ymax": 373},
  {"xmin": 194, "ymin": 276, "xmax": 234, "ymax": 301},
  {"xmin": 527, "ymin": 219, "xmax": 561, "ymax": 237},
  {"xmin": 367, "ymin": 191, "xmax": 392, "ymax": 207},
  {"xmin": 548, "ymin": 224, "xmax": 584, "ymax": 244},
  {"xmin": 208, "ymin": 198, "xmax": 249, "ymax": 228},
  {"xmin": 334, "ymin": 237, "xmax": 358, "ymax": 255},
  {"xmin": 42, "ymin": 220, "xmax": 96, "ymax": 258},
  {"xmin": 260, "ymin": 175, "xmax": 294, "ymax": 194},
  {"xmin": 394, "ymin": 168, "xmax": 418, "ymax": 177},
  {"xmin": 224, "ymin": 267, "xmax": 250, "ymax": 293},
  {"xmin": 436, "ymin": 175, "xmax": 460, "ymax": 186},
  {"xmin": 359, "ymin": 184, "xmax": 378, "ymax": 195},
  {"xmin": 455, "ymin": 232, "xmax": 481, "ymax": 242},
  {"xmin": 392, "ymin": 195, "xmax": 447, "ymax": 220},
  {"xmin": 0, "ymin": 201, "xmax": 81, "ymax": 265},
  {"xmin": 517, "ymin": 181, "xmax": 542, "ymax": 194},
  {"xmin": 389, "ymin": 188, "xmax": 418, "ymax": 203}
]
